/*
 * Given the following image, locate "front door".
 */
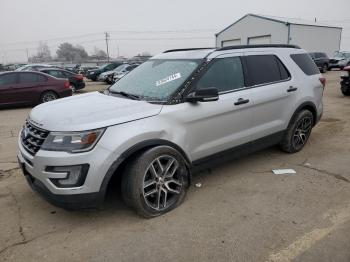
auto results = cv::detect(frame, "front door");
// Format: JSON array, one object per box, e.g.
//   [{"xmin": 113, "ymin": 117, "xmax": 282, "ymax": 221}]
[{"xmin": 163, "ymin": 53, "xmax": 255, "ymax": 162}]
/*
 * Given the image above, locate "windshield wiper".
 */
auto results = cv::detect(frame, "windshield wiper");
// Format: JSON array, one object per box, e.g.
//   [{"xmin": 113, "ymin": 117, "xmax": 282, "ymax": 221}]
[{"xmin": 109, "ymin": 90, "xmax": 141, "ymax": 100}]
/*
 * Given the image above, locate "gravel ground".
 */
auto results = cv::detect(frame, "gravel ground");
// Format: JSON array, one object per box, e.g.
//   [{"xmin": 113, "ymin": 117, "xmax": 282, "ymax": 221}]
[{"xmin": 0, "ymin": 72, "xmax": 349, "ymax": 262}]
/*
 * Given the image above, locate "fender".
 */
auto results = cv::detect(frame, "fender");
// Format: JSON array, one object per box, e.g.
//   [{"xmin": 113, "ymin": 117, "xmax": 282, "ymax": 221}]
[
  {"xmin": 99, "ymin": 139, "xmax": 192, "ymax": 196},
  {"xmin": 289, "ymin": 101, "xmax": 318, "ymax": 126}
]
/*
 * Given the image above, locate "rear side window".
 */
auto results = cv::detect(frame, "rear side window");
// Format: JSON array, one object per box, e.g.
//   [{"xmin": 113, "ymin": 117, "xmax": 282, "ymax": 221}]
[
  {"xmin": 290, "ymin": 53, "xmax": 319, "ymax": 75},
  {"xmin": 19, "ymin": 73, "xmax": 47, "ymax": 83},
  {"xmin": 197, "ymin": 57, "xmax": 244, "ymax": 93},
  {"xmin": 245, "ymin": 55, "xmax": 290, "ymax": 86},
  {"xmin": 0, "ymin": 73, "xmax": 17, "ymax": 86}
]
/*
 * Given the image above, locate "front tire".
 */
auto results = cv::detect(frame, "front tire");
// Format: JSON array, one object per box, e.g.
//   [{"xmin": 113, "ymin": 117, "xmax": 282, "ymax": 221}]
[
  {"xmin": 121, "ymin": 146, "xmax": 188, "ymax": 218},
  {"xmin": 280, "ymin": 110, "xmax": 314, "ymax": 153}
]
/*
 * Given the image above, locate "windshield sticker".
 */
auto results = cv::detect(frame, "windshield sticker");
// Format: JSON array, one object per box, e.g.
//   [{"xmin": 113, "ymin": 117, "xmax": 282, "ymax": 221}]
[{"xmin": 156, "ymin": 73, "xmax": 181, "ymax": 87}]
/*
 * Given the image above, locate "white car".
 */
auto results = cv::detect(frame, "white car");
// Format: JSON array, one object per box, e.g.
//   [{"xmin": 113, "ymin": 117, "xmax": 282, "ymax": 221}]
[{"xmin": 18, "ymin": 45, "xmax": 324, "ymax": 217}]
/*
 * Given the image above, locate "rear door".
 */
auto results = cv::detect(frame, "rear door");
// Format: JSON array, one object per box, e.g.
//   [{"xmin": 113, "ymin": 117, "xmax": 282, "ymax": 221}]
[
  {"xmin": 0, "ymin": 73, "xmax": 19, "ymax": 105},
  {"xmin": 17, "ymin": 73, "xmax": 48, "ymax": 103},
  {"xmin": 244, "ymin": 52, "xmax": 297, "ymax": 140}
]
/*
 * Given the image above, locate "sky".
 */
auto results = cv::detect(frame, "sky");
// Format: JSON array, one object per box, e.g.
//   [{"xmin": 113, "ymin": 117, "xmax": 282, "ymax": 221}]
[{"xmin": 0, "ymin": 0, "xmax": 349, "ymax": 63}]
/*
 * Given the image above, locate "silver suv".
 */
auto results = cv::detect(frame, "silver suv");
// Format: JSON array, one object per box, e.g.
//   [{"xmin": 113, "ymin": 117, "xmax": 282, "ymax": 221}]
[{"xmin": 18, "ymin": 45, "xmax": 325, "ymax": 217}]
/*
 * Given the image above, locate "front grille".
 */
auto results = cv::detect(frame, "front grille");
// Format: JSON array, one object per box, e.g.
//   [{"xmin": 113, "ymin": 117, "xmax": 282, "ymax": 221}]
[
  {"xmin": 329, "ymin": 59, "xmax": 339, "ymax": 64},
  {"xmin": 21, "ymin": 120, "xmax": 49, "ymax": 155}
]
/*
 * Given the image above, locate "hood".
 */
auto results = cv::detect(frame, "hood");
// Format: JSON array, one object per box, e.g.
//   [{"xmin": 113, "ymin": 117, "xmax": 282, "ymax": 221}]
[
  {"xmin": 29, "ymin": 92, "xmax": 163, "ymax": 131},
  {"xmin": 100, "ymin": 70, "xmax": 115, "ymax": 77},
  {"xmin": 331, "ymin": 57, "xmax": 345, "ymax": 62}
]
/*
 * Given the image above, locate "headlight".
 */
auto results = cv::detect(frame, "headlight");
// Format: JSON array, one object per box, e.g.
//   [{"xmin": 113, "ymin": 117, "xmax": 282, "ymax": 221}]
[{"xmin": 41, "ymin": 128, "xmax": 105, "ymax": 153}]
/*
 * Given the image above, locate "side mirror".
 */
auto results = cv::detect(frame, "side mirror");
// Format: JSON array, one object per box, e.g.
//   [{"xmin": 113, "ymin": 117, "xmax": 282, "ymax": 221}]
[{"xmin": 185, "ymin": 88, "xmax": 219, "ymax": 103}]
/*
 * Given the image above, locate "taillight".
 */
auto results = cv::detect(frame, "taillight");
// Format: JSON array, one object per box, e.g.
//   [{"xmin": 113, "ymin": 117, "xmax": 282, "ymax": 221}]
[
  {"xmin": 64, "ymin": 81, "xmax": 70, "ymax": 88},
  {"xmin": 75, "ymin": 74, "xmax": 84, "ymax": 81},
  {"xmin": 319, "ymin": 77, "xmax": 326, "ymax": 88}
]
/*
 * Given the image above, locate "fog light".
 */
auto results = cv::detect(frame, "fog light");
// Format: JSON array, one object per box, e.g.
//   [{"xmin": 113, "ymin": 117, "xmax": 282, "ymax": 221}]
[{"xmin": 47, "ymin": 164, "xmax": 89, "ymax": 188}]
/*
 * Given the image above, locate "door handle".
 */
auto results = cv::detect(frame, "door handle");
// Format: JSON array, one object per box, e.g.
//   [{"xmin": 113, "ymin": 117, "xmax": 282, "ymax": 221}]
[
  {"xmin": 234, "ymin": 98, "xmax": 249, "ymax": 105},
  {"xmin": 287, "ymin": 86, "xmax": 298, "ymax": 92}
]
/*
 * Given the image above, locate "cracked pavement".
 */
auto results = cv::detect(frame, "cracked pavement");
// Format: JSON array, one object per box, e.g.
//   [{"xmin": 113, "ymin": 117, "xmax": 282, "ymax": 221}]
[{"xmin": 0, "ymin": 75, "xmax": 350, "ymax": 261}]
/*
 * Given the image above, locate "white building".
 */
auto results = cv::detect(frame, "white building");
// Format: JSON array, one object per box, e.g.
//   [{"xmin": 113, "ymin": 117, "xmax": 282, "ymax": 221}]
[{"xmin": 216, "ymin": 14, "xmax": 342, "ymax": 56}]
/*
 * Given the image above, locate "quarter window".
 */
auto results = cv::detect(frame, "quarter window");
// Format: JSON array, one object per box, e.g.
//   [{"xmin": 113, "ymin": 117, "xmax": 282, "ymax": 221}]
[
  {"xmin": 290, "ymin": 53, "xmax": 319, "ymax": 75},
  {"xmin": 197, "ymin": 57, "xmax": 244, "ymax": 93},
  {"xmin": 245, "ymin": 55, "xmax": 289, "ymax": 86}
]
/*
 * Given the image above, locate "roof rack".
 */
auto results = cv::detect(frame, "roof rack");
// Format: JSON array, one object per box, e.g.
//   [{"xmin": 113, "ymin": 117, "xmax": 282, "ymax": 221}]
[
  {"xmin": 163, "ymin": 48, "xmax": 215, "ymax": 53},
  {"xmin": 218, "ymin": 44, "xmax": 300, "ymax": 51}
]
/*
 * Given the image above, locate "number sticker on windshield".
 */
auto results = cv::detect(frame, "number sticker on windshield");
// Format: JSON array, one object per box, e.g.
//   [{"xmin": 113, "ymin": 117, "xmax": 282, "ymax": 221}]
[{"xmin": 156, "ymin": 73, "xmax": 182, "ymax": 87}]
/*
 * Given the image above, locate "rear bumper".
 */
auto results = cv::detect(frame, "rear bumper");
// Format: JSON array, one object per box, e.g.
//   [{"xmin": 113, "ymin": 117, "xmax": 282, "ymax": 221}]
[
  {"xmin": 76, "ymin": 82, "xmax": 85, "ymax": 90},
  {"xmin": 19, "ymin": 160, "xmax": 103, "ymax": 210},
  {"xmin": 59, "ymin": 89, "xmax": 73, "ymax": 98}
]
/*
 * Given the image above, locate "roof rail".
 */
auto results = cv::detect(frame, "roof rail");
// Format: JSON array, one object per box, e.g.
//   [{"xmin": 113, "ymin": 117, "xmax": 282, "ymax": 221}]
[
  {"xmin": 163, "ymin": 48, "xmax": 215, "ymax": 53},
  {"xmin": 217, "ymin": 44, "xmax": 301, "ymax": 51}
]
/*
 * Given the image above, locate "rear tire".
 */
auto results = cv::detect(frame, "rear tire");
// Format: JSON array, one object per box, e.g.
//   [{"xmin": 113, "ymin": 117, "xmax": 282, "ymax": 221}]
[
  {"xmin": 341, "ymin": 86, "xmax": 350, "ymax": 96},
  {"xmin": 40, "ymin": 91, "xmax": 58, "ymax": 103},
  {"xmin": 321, "ymin": 64, "xmax": 328, "ymax": 73},
  {"xmin": 280, "ymin": 110, "xmax": 314, "ymax": 153},
  {"xmin": 121, "ymin": 146, "xmax": 188, "ymax": 218}
]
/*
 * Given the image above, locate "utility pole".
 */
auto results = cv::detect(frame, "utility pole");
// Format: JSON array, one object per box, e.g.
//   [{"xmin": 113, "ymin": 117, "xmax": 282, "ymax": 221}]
[
  {"xmin": 105, "ymin": 32, "xmax": 110, "ymax": 62},
  {"xmin": 26, "ymin": 49, "xmax": 29, "ymax": 62}
]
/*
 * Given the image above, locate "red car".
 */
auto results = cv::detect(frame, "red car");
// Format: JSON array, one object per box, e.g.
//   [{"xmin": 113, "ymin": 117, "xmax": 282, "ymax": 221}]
[{"xmin": 0, "ymin": 71, "xmax": 72, "ymax": 107}]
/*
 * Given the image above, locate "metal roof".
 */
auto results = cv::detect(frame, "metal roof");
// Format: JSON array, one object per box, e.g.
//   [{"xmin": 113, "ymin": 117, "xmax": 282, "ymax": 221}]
[{"xmin": 216, "ymin": 14, "xmax": 342, "ymax": 36}]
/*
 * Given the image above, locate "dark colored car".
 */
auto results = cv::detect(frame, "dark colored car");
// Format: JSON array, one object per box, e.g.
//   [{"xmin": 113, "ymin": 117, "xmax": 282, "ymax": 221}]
[
  {"xmin": 86, "ymin": 62, "xmax": 123, "ymax": 81},
  {"xmin": 340, "ymin": 66, "xmax": 350, "ymax": 96},
  {"xmin": 309, "ymin": 52, "xmax": 329, "ymax": 73},
  {"xmin": 0, "ymin": 71, "xmax": 72, "ymax": 107},
  {"xmin": 329, "ymin": 51, "xmax": 350, "ymax": 70},
  {"xmin": 40, "ymin": 68, "xmax": 85, "ymax": 92}
]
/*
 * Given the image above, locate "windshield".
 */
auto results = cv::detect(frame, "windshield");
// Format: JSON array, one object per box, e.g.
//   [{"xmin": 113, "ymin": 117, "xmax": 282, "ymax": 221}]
[
  {"xmin": 113, "ymin": 64, "xmax": 129, "ymax": 72},
  {"xmin": 334, "ymin": 52, "xmax": 350, "ymax": 59},
  {"xmin": 98, "ymin": 64, "xmax": 109, "ymax": 70},
  {"xmin": 109, "ymin": 59, "xmax": 201, "ymax": 102}
]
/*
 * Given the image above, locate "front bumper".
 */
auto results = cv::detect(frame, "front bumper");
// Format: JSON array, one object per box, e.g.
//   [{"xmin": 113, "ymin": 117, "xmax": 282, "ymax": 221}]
[
  {"xmin": 19, "ymin": 161, "xmax": 103, "ymax": 209},
  {"xmin": 17, "ymin": 133, "xmax": 115, "ymax": 209}
]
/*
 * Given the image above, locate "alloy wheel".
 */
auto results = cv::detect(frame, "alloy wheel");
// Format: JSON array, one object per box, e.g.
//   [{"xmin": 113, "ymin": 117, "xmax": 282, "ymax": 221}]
[
  {"xmin": 292, "ymin": 116, "xmax": 313, "ymax": 149},
  {"xmin": 143, "ymin": 155, "xmax": 183, "ymax": 211},
  {"xmin": 42, "ymin": 93, "xmax": 57, "ymax": 102}
]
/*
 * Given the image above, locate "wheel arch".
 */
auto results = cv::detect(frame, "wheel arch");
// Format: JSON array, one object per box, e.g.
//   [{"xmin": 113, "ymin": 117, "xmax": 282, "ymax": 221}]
[
  {"xmin": 290, "ymin": 101, "xmax": 318, "ymax": 127},
  {"xmin": 99, "ymin": 139, "xmax": 192, "ymax": 198}
]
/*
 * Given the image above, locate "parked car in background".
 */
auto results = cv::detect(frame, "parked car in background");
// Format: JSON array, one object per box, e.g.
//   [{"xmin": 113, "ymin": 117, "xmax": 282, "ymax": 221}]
[
  {"xmin": 17, "ymin": 45, "xmax": 324, "ymax": 217},
  {"xmin": 309, "ymin": 52, "xmax": 329, "ymax": 73},
  {"xmin": 0, "ymin": 71, "xmax": 71, "ymax": 107},
  {"xmin": 112, "ymin": 64, "xmax": 140, "ymax": 84},
  {"xmin": 40, "ymin": 68, "xmax": 85, "ymax": 92},
  {"xmin": 329, "ymin": 51, "xmax": 350, "ymax": 70},
  {"xmin": 340, "ymin": 66, "xmax": 350, "ymax": 96},
  {"xmin": 15, "ymin": 64, "xmax": 60, "ymax": 72},
  {"xmin": 86, "ymin": 62, "xmax": 123, "ymax": 81},
  {"xmin": 98, "ymin": 63, "xmax": 129, "ymax": 82}
]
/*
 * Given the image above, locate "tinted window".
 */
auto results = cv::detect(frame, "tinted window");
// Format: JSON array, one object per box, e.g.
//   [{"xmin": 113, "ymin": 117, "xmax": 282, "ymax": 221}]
[
  {"xmin": 197, "ymin": 57, "xmax": 244, "ymax": 93},
  {"xmin": 19, "ymin": 73, "xmax": 47, "ymax": 83},
  {"xmin": 290, "ymin": 53, "xmax": 319, "ymax": 75},
  {"xmin": 245, "ymin": 55, "xmax": 287, "ymax": 86},
  {"xmin": 276, "ymin": 58, "xmax": 290, "ymax": 80},
  {"xmin": 48, "ymin": 70, "xmax": 66, "ymax": 78},
  {"xmin": 0, "ymin": 73, "xmax": 17, "ymax": 86}
]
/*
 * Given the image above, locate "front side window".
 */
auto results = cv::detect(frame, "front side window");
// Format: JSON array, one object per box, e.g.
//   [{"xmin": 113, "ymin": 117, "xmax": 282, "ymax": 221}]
[
  {"xmin": 245, "ymin": 55, "xmax": 288, "ymax": 86},
  {"xmin": 109, "ymin": 59, "xmax": 201, "ymax": 101},
  {"xmin": 197, "ymin": 57, "xmax": 244, "ymax": 93},
  {"xmin": 0, "ymin": 73, "xmax": 17, "ymax": 86}
]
